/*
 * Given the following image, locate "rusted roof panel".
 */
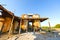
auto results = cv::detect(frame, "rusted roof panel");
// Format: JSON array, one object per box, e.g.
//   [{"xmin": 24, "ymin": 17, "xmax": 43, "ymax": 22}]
[{"xmin": 0, "ymin": 5, "xmax": 13, "ymax": 16}]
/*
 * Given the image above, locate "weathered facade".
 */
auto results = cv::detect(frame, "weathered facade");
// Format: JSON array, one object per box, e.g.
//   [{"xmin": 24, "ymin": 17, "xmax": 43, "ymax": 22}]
[{"xmin": 0, "ymin": 5, "xmax": 48, "ymax": 34}]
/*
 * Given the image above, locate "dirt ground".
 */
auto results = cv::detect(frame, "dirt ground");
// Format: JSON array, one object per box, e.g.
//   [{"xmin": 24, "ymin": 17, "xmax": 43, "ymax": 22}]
[
  {"xmin": 54, "ymin": 28, "xmax": 60, "ymax": 32},
  {"xmin": 0, "ymin": 31, "xmax": 60, "ymax": 40}
]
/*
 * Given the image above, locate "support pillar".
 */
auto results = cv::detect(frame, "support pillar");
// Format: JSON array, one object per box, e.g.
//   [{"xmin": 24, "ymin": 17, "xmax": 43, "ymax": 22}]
[
  {"xmin": 26, "ymin": 20, "xmax": 28, "ymax": 33},
  {"xmin": 48, "ymin": 19, "xmax": 51, "ymax": 32},
  {"xmin": 8, "ymin": 14, "xmax": 14, "ymax": 37},
  {"xmin": 19, "ymin": 19, "xmax": 22, "ymax": 34}
]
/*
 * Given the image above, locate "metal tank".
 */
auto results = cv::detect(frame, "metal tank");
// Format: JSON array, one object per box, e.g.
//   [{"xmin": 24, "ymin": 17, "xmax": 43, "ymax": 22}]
[
  {"xmin": 0, "ymin": 18, "xmax": 4, "ymax": 31},
  {"xmin": 32, "ymin": 14, "xmax": 40, "ymax": 31},
  {"xmin": 0, "ymin": 18, "xmax": 4, "ymax": 35},
  {"xmin": 21, "ymin": 14, "xmax": 28, "ymax": 31}
]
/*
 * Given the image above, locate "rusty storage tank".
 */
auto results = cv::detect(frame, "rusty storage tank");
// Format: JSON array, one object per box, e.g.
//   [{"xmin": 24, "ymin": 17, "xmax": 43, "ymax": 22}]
[
  {"xmin": 0, "ymin": 17, "xmax": 5, "ymax": 32},
  {"xmin": 21, "ymin": 14, "xmax": 28, "ymax": 31},
  {"xmin": 2, "ymin": 17, "xmax": 12, "ymax": 33},
  {"xmin": 32, "ymin": 14, "xmax": 40, "ymax": 31}
]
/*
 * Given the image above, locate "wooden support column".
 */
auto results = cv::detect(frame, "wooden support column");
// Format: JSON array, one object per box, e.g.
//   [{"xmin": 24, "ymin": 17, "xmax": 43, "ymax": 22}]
[
  {"xmin": 33, "ymin": 20, "xmax": 36, "ymax": 34},
  {"xmin": 8, "ymin": 14, "xmax": 14, "ymax": 36},
  {"xmin": 48, "ymin": 19, "xmax": 51, "ymax": 31},
  {"xmin": 19, "ymin": 19, "xmax": 22, "ymax": 34},
  {"xmin": 26, "ymin": 20, "xmax": 28, "ymax": 33},
  {"xmin": 39, "ymin": 21, "xmax": 41, "ymax": 32}
]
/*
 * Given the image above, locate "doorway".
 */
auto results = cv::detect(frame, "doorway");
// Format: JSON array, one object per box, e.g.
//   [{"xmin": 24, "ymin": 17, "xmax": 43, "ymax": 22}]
[{"xmin": 28, "ymin": 22, "xmax": 33, "ymax": 32}]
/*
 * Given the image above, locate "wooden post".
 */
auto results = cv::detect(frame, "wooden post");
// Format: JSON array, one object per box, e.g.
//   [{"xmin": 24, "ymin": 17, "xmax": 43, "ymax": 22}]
[
  {"xmin": 33, "ymin": 20, "xmax": 36, "ymax": 34},
  {"xmin": 33, "ymin": 27, "xmax": 35, "ymax": 34},
  {"xmin": 40, "ymin": 21, "xmax": 41, "ymax": 32},
  {"xmin": 26, "ymin": 20, "xmax": 28, "ymax": 33},
  {"xmin": 8, "ymin": 14, "xmax": 14, "ymax": 36},
  {"xmin": 19, "ymin": 19, "xmax": 22, "ymax": 34},
  {"xmin": 48, "ymin": 19, "xmax": 51, "ymax": 32}
]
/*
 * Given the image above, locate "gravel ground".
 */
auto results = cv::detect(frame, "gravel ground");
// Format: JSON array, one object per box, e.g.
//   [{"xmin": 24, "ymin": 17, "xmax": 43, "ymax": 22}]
[
  {"xmin": 34, "ymin": 32, "xmax": 60, "ymax": 40},
  {"xmin": 0, "ymin": 32, "xmax": 60, "ymax": 40},
  {"xmin": 7, "ymin": 32, "xmax": 36, "ymax": 40}
]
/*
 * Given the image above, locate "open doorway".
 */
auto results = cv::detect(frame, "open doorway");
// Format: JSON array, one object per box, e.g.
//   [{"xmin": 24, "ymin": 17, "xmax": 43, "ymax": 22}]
[{"xmin": 28, "ymin": 22, "xmax": 33, "ymax": 32}]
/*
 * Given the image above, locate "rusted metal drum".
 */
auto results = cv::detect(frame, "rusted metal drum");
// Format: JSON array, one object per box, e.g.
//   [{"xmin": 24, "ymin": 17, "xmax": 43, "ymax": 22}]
[
  {"xmin": 21, "ymin": 14, "xmax": 28, "ymax": 19},
  {"xmin": 21, "ymin": 14, "xmax": 28, "ymax": 31},
  {"xmin": 32, "ymin": 14, "xmax": 40, "ymax": 31},
  {"xmin": 32, "ymin": 14, "xmax": 40, "ymax": 18},
  {"xmin": 2, "ymin": 17, "xmax": 12, "ymax": 33},
  {"xmin": 0, "ymin": 18, "xmax": 4, "ymax": 33}
]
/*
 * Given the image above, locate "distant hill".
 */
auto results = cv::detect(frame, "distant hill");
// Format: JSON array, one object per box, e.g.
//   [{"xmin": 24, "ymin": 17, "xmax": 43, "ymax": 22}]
[{"xmin": 54, "ymin": 24, "xmax": 60, "ymax": 28}]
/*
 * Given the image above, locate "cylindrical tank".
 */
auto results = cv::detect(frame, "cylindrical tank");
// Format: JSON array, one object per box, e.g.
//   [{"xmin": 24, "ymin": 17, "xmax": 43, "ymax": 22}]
[
  {"xmin": 21, "ymin": 14, "xmax": 28, "ymax": 19},
  {"xmin": 32, "ymin": 14, "xmax": 40, "ymax": 18},
  {"xmin": 21, "ymin": 14, "xmax": 28, "ymax": 30},
  {"xmin": 0, "ymin": 18, "xmax": 4, "ymax": 31},
  {"xmin": 2, "ymin": 17, "xmax": 12, "ymax": 33},
  {"xmin": 32, "ymin": 14, "xmax": 40, "ymax": 31}
]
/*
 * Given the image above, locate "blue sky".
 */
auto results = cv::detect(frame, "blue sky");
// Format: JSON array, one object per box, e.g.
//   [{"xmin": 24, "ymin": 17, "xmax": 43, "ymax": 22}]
[{"xmin": 0, "ymin": 0, "xmax": 60, "ymax": 27}]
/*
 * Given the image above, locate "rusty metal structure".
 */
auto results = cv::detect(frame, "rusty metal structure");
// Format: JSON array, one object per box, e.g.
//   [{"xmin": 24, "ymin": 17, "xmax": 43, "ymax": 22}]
[
  {"xmin": 20, "ymin": 14, "xmax": 48, "ymax": 32},
  {"xmin": 0, "ymin": 5, "xmax": 20, "ymax": 34},
  {"xmin": 0, "ymin": 5, "xmax": 48, "ymax": 35}
]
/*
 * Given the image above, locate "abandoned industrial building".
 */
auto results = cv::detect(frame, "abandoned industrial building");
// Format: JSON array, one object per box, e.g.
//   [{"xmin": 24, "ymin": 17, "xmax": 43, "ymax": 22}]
[{"xmin": 0, "ymin": 5, "xmax": 48, "ymax": 35}]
